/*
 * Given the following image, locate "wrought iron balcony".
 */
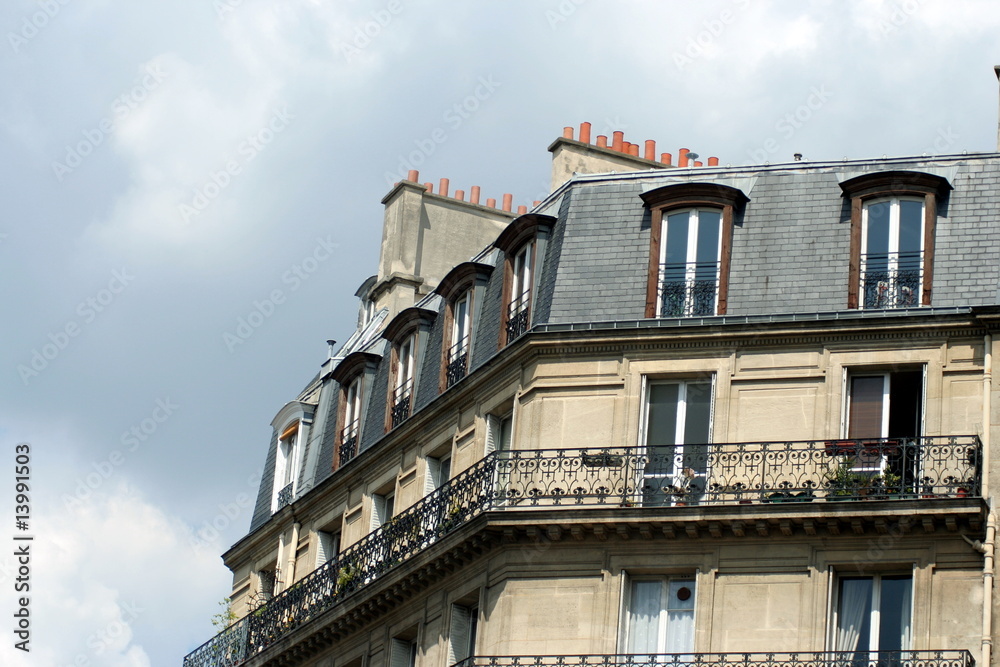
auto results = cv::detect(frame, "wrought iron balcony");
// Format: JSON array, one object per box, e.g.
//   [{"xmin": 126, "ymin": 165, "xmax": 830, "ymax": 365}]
[
  {"xmin": 453, "ymin": 652, "xmax": 974, "ymax": 667},
  {"xmin": 185, "ymin": 436, "xmax": 980, "ymax": 667},
  {"xmin": 446, "ymin": 337, "xmax": 470, "ymax": 388},
  {"xmin": 275, "ymin": 483, "xmax": 293, "ymax": 511},
  {"xmin": 390, "ymin": 379, "xmax": 413, "ymax": 429},
  {"xmin": 506, "ymin": 291, "xmax": 531, "ymax": 342},
  {"xmin": 861, "ymin": 252, "xmax": 923, "ymax": 310},
  {"xmin": 338, "ymin": 421, "xmax": 359, "ymax": 465},
  {"xmin": 659, "ymin": 261, "xmax": 719, "ymax": 318}
]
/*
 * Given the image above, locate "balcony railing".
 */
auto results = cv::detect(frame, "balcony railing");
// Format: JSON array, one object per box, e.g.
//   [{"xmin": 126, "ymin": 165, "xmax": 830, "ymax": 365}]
[
  {"xmin": 453, "ymin": 652, "xmax": 974, "ymax": 667},
  {"xmin": 506, "ymin": 291, "xmax": 531, "ymax": 342},
  {"xmin": 861, "ymin": 252, "xmax": 923, "ymax": 310},
  {"xmin": 339, "ymin": 420, "xmax": 359, "ymax": 465},
  {"xmin": 446, "ymin": 337, "xmax": 470, "ymax": 388},
  {"xmin": 185, "ymin": 436, "xmax": 980, "ymax": 667},
  {"xmin": 275, "ymin": 483, "xmax": 293, "ymax": 511},
  {"xmin": 659, "ymin": 261, "xmax": 719, "ymax": 318},
  {"xmin": 390, "ymin": 379, "xmax": 413, "ymax": 429}
]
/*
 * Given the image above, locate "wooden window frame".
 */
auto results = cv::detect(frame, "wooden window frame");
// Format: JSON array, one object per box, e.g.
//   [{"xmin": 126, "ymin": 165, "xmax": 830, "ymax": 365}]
[
  {"xmin": 840, "ymin": 171, "xmax": 951, "ymax": 309},
  {"xmin": 331, "ymin": 351, "xmax": 381, "ymax": 471},
  {"xmin": 435, "ymin": 261, "xmax": 494, "ymax": 392},
  {"xmin": 493, "ymin": 214, "xmax": 555, "ymax": 349},
  {"xmin": 640, "ymin": 183, "xmax": 748, "ymax": 318}
]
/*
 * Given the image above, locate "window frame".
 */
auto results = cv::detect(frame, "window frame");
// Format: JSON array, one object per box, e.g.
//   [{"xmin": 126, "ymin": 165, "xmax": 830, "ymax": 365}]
[
  {"xmin": 494, "ymin": 214, "xmax": 555, "ymax": 349},
  {"xmin": 840, "ymin": 171, "xmax": 951, "ymax": 310},
  {"xmin": 381, "ymin": 307, "xmax": 436, "ymax": 432},
  {"xmin": 331, "ymin": 351, "xmax": 382, "ymax": 470},
  {"xmin": 621, "ymin": 574, "xmax": 697, "ymax": 655},
  {"xmin": 829, "ymin": 570, "xmax": 914, "ymax": 654},
  {"xmin": 435, "ymin": 261, "xmax": 494, "ymax": 391},
  {"xmin": 640, "ymin": 183, "xmax": 748, "ymax": 318}
]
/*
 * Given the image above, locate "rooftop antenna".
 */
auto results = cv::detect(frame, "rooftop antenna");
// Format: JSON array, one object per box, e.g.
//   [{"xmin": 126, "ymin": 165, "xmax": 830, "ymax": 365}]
[{"xmin": 994, "ymin": 65, "xmax": 1000, "ymax": 151}]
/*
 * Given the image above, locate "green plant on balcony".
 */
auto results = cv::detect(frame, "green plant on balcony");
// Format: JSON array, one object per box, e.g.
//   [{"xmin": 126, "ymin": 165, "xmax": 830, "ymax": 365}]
[
  {"xmin": 824, "ymin": 459, "xmax": 873, "ymax": 500},
  {"xmin": 336, "ymin": 563, "xmax": 358, "ymax": 592}
]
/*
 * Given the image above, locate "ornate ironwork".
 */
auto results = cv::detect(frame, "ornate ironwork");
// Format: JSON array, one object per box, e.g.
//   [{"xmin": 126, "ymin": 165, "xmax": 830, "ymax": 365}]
[
  {"xmin": 495, "ymin": 437, "xmax": 981, "ymax": 506},
  {"xmin": 659, "ymin": 261, "xmax": 719, "ymax": 317},
  {"xmin": 339, "ymin": 420, "xmax": 359, "ymax": 465},
  {"xmin": 446, "ymin": 337, "xmax": 470, "ymax": 388},
  {"xmin": 185, "ymin": 437, "xmax": 981, "ymax": 666},
  {"xmin": 861, "ymin": 252, "xmax": 922, "ymax": 309},
  {"xmin": 506, "ymin": 291, "xmax": 531, "ymax": 342},
  {"xmin": 276, "ymin": 483, "xmax": 293, "ymax": 510},
  {"xmin": 390, "ymin": 379, "xmax": 413, "ymax": 429},
  {"xmin": 453, "ymin": 651, "xmax": 975, "ymax": 667}
]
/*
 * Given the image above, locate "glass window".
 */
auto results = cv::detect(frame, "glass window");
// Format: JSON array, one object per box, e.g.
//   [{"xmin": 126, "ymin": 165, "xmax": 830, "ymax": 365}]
[
  {"xmin": 861, "ymin": 198, "xmax": 924, "ymax": 309},
  {"xmin": 833, "ymin": 574, "xmax": 912, "ymax": 657},
  {"xmin": 659, "ymin": 209, "xmax": 722, "ymax": 317},
  {"xmin": 626, "ymin": 578, "xmax": 696, "ymax": 654},
  {"xmin": 642, "ymin": 380, "xmax": 712, "ymax": 505}
]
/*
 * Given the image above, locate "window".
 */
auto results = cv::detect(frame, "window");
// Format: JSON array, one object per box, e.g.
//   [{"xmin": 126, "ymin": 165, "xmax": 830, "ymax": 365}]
[
  {"xmin": 341, "ymin": 375, "xmax": 362, "ymax": 463},
  {"xmin": 390, "ymin": 638, "xmax": 417, "ymax": 667},
  {"xmin": 495, "ymin": 214, "xmax": 555, "ymax": 348},
  {"xmin": 658, "ymin": 208, "xmax": 722, "ymax": 317},
  {"xmin": 446, "ymin": 290, "xmax": 472, "ymax": 388},
  {"xmin": 485, "ymin": 412, "xmax": 513, "ymax": 453},
  {"xmin": 316, "ymin": 529, "xmax": 340, "ymax": 568},
  {"xmin": 448, "ymin": 603, "xmax": 478, "ymax": 665},
  {"xmin": 273, "ymin": 422, "xmax": 299, "ymax": 512},
  {"xmin": 641, "ymin": 380, "xmax": 713, "ymax": 506},
  {"xmin": 859, "ymin": 198, "xmax": 924, "ymax": 309},
  {"xmin": 844, "ymin": 369, "xmax": 923, "ymax": 481},
  {"xmin": 257, "ymin": 568, "xmax": 278, "ymax": 604},
  {"xmin": 390, "ymin": 332, "xmax": 416, "ymax": 428},
  {"xmin": 841, "ymin": 170, "xmax": 951, "ymax": 310},
  {"xmin": 624, "ymin": 577, "xmax": 695, "ymax": 654},
  {"xmin": 425, "ymin": 454, "xmax": 452, "ymax": 494},
  {"xmin": 832, "ymin": 574, "xmax": 912, "ymax": 657},
  {"xmin": 371, "ymin": 490, "xmax": 395, "ymax": 531},
  {"xmin": 640, "ymin": 183, "xmax": 747, "ymax": 319}
]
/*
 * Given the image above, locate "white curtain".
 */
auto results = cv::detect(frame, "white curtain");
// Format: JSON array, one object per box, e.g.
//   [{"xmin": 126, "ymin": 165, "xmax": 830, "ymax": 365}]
[
  {"xmin": 835, "ymin": 578, "xmax": 871, "ymax": 652},
  {"xmin": 897, "ymin": 578, "xmax": 913, "ymax": 650},
  {"xmin": 628, "ymin": 581, "xmax": 661, "ymax": 655}
]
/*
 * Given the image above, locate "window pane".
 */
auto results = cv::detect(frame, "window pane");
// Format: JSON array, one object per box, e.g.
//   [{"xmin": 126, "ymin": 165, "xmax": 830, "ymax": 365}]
[
  {"xmin": 848, "ymin": 376, "xmax": 885, "ymax": 439},
  {"xmin": 664, "ymin": 212, "xmax": 691, "ymax": 278},
  {"xmin": 694, "ymin": 210, "xmax": 721, "ymax": 275},
  {"xmin": 628, "ymin": 580, "xmax": 662, "ymax": 654},
  {"xmin": 865, "ymin": 201, "xmax": 891, "ymax": 269},
  {"xmin": 682, "ymin": 382, "xmax": 712, "ymax": 475},
  {"xmin": 836, "ymin": 577, "xmax": 873, "ymax": 653},
  {"xmin": 647, "ymin": 384, "xmax": 680, "ymax": 447},
  {"xmin": 878, "ymin": 576, "xmax": 913, "ymax": 651},
  {"xmin": 665, "ymin": 580, "xmax": 695, "ymax": 653},
  {"xmin": 898, "ymin": 200, "xmax": 923, "ymax": 269}
]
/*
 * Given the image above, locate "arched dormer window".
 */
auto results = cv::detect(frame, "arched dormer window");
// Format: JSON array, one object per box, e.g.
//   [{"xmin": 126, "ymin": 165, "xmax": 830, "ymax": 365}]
[
  {"xmin": 434, "ymin": 261, "xmax": 494, "ymax": 389},
  {"xmin": 494, "ymin": 214, "xmax": 555, "ymax": 347},
  {"xmin": 269, "ymin": 401, "xmax": 315, "ymax": 513},
  {"xmin": 331, "ymin": 351, "xmax": 381, "ymax": 468},
  {"xmin": 381, "ymin": 307, "xmax": 436, "ymax": 430},
  {"xmin": 640, "ymin": 183, "xmax": 749, "ymax": 318},
  {"xmin": 840, "ymin": 171, "xmax": 951, "ymax": 310}
]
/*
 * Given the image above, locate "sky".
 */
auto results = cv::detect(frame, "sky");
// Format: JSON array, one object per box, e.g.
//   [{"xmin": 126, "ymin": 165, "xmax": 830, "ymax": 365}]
[{"xmin": 2, "ymin": 0, "xmax": 1000, "ymax": 664}]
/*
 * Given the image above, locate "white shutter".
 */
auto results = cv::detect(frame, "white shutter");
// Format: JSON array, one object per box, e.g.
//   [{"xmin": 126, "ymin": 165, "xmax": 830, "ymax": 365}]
[
  {"xmin": 425, "ymin": 457, "xmax": 441, "ymax": 495},
  {"xmin": 371, "ymin": 495, "xmax": 385, "ymax": 531},
  {"xmin": 316, "ymin": 531, "xmax": 339, "ymax": 567},
  {"xmin": 448, "ymin": 604, "xmax": 472, "ymax": 665},
  {"xmin": 391, "ymin": 638, "xmax": 415, "ymax": 667},
  {"xmin": 485, "ymin": 416, "xmax": 498, "ymax": 454}
]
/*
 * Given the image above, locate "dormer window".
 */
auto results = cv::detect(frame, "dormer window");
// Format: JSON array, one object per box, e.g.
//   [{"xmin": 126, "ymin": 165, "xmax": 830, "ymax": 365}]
[
  {"xmin": 435, "ymin": 261, "xmax": 494, "ymax": 390},
  {"xmin": 390, "ymin": 332, "xmax": 416, "ymax": 428},
  {"xmin": 341, "ymin": 376, "xmax": 362, "ymax": 463},
  {"xmin": 495, "ymin": 214, "xmax": 555, "ymax": 348},
  {"xmin": 268, "ymin": 401, "xmax": 315, "ymax": 514},
  {"xmin": 331, "ymin": 350, "xmax": 381, "ymax": 470},
  {"xmin": 640, "ymin": 183, "xmax": 748, "ymax": 319},
  {"xmin": 273, "ymin": 421, "xmax": 299, "ymax": 512},
  {"xmin": 840, "ymin": 171, "xmax": 951, "ymax": 310}
]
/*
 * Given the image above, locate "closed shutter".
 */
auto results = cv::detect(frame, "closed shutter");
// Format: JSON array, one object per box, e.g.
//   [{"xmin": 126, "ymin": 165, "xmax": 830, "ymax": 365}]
[
  {"xmin": 316, "ymin": 531, "xmax": 339, "ymax": 567},
  {"xmin": 391, "ymin": 638, "xmax": 415, "ymax": 667},
  {"xmin": 425, "ymin": 457, "xmax": 441, "ymax": 495},
  {"xmin": 448, "ymin": 604, "xmax": 472, "ymax": 665},
  {"xmin": 484, "ymin": 416, "xmax": 498, "ymax": 454}
]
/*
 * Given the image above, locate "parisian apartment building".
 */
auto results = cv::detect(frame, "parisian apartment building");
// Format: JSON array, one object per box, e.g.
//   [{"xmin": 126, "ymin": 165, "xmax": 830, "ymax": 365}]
[{"xmin": 184, "ymin": 120, "xmax": 998, "ymax": 667}]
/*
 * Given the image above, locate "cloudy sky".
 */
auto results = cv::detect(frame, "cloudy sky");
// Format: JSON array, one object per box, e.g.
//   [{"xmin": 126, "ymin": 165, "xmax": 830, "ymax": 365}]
[{"xmin": 2, "ymin": 0, "xmax": 1000, "ymax": 664}]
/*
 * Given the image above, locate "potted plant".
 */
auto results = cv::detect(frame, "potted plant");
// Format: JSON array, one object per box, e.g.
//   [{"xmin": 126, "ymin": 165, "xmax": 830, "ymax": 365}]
[
  {"xmin": 671, "ymin": 468, "xmax": 697, "ymax": 506},
  {"xmin": 824, "ymin": 460, "xmax": 871, "ymax": 500},
  {"xmin": 336, "ymin": 564, "xmax": 358, "ymax": 592}
]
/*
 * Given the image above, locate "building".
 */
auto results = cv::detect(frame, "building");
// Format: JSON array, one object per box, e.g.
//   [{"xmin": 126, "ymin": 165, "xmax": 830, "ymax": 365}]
[{"xmin": 184, "ymin": 120, "xmax": 998, "ymax": 667}]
